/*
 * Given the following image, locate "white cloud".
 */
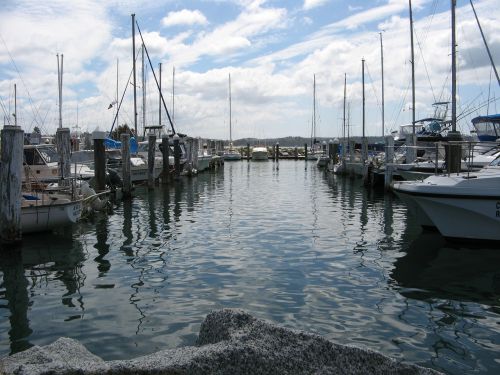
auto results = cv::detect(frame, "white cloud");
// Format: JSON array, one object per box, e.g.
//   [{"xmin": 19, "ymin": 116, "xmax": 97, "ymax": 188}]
[
  {"xmin": 161, "ymin": 9, "xmax": 209, "ymax": 27},
  {"xmin": 303, "ymin": 0, "xmax": 329, "ymax": 11}
]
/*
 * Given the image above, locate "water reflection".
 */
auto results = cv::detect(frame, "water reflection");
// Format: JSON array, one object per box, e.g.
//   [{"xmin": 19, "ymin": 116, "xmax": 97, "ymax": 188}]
[
  {"xmin": 392, "ymin": 232, "xmax": 500, "ymax": 305},
  {"xmin": 0, "ymin": 234, "xmax": 85, "ymax": 354}
]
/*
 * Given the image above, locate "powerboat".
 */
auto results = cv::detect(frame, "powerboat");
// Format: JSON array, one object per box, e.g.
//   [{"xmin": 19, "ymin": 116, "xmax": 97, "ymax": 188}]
[
  {"xmin": 392, "ymin": 155, "xmax": 500, "ymax": 241},
  {"xmin": 251, "ymin": 146, "xmax": 269, "ymax": 160}
]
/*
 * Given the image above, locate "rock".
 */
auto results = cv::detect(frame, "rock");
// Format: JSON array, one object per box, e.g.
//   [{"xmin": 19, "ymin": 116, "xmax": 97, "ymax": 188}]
[{"xmin": 0, "ymin": 309, "xmax": 442, "ymax": 375}]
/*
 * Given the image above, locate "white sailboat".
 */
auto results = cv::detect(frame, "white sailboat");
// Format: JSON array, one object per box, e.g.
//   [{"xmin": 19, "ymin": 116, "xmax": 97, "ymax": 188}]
[{"xmin": 223, "ymin": 73, "xmax": 242, "ymax": 161}]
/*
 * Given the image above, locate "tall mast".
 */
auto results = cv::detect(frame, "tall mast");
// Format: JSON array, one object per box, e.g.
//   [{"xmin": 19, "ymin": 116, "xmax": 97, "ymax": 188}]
[
  {"xmin": 116, "ymin": 58, "xmax": 119, "ymax": 129},
  {"xmin": 362, "ymin": 58, "xmax": 365, "ymax": 139},
  {"xmin": 380, "ymin": 32, "xmax": 385, "ymax": 136},
  {"xmin": 409, "ymin": 0, "xmax": 416, "ymax": 134},
  {"xmin": 142, "ymin": 43, "xmax": 146, "ymax": 135},
  {"xmin": 132, "ymin": 14, "xmax": 137, "ymax": 137},
  {"xmin": 451, "ymin": 0, "xmax": 457, "ymax": 132},
  {"xmin": 229, "ymin": 73, "xmax": 232, "ymax": 143},
  {"xmin": 313, "ymin": 74, "xmax": 316, "ymax": 144},
  {"xmin": 57, "ymin": 53, "xmax": 63, "ymax": 129},
  {"xmin": 159, "ymin": 62, "xmax": 162, "ymax": 126},
  {"xmin": 469, "ymin": 0, "xmax": 499, "ymax": 87},
  {"xmin": 172, "ymin": 66, "xmax": 175, "ymax": 123},
  {"xmin": 343, "ymin": 73, "xmax": 346, "ymax": 140}
]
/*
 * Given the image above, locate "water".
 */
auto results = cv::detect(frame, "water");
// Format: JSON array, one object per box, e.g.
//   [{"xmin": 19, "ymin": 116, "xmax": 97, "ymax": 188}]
[{"xmin": 1, "ymin": 160, "xmax": 499, "ymax": 374}]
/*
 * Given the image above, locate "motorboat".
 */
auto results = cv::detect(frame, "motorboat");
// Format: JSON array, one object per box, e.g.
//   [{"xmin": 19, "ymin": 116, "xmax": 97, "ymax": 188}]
[
  {"xmin": 316, "ymin": 154, "xmax": 330, "ymax": 168},
  {"xmin": 23, "ymin": 144, "xmax": 94, "ymax": 183},
  {"xmin": 251, "ymin": 146, "xmax": 269, "ymax": 160},
  {"xmin": 392, "ymin": 155, "xmax": 500, "ymax": 241},
  {"xmin": 223, "ymin": 143, "xmax": 242, "ymax": 161},
  {"xmin": 197, "ymin": 144, "xmax": 212, "ymax": 171}
]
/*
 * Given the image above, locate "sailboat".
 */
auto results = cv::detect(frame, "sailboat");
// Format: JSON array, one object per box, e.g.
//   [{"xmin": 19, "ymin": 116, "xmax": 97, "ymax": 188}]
[{"xmin": 223, "ymin": 74, "xmax": 242, "ymax": 161}]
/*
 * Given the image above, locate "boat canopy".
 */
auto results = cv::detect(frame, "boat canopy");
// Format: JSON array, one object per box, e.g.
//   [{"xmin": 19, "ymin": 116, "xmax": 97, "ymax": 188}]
[
  {"xmin": 471, "ymin": 114, "xmax": 500, "ymax": 142},
  {"xmin": 104, "ymin": 137, "xmax": 138, "ymax": 153}
]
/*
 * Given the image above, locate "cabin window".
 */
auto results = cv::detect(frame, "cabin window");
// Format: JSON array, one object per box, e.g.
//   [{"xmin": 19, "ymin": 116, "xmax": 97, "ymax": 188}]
[
  {"xmin": 38, "ymin": 146, "xmax": 58, "ymax": 163},
  {"xmin": 24, "ymin": 148, "xmax": 45, "ymax": 165}
]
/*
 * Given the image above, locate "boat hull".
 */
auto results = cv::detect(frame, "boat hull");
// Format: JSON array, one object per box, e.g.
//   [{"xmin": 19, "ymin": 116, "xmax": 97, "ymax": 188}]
[{"xmin": 22, "ymin": 200, "xmax": 82, "ymax": 233}]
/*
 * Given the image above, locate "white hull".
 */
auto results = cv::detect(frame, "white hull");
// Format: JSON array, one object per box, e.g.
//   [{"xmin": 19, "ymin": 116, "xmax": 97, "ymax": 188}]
[
  {"xmin": 392, "ymin": 165, "xmax": 500, "ymax": 241},
  {"xmin": 223, "ymin": 151, "xmax": 242, "ymax": 161},
  {"xmin": 22, "ymin": 200, "xmax": 82, "ymax": 233},
  {"xmin": 252, "ymin": 147, "xmax": 268, "ymax": 160}
]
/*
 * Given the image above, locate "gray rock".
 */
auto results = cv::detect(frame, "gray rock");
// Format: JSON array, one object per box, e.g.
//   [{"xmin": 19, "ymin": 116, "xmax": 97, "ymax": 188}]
[{"xmin": 0, "ymin": 309, "xmax": 442, "ymax": 375}]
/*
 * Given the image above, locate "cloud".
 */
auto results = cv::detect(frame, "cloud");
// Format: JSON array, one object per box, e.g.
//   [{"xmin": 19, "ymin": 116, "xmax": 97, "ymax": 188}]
[
  {"xmin": 161, "ymin": 9, "xmax": 209, "ymax": 27},
  {"xmin": 303, "ymin": 0, "xmax": 329, "ymax": 11}
]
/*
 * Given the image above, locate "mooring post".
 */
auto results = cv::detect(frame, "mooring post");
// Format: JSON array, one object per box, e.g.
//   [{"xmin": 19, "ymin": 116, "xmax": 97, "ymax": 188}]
[
  {"xmin": 275, "ymin": 142, "xmax": 280, "ymax": 162},
  {"xmin": 0, "ymin": 126, "xmax": 24, "ymax": 244},
  {"xmin": 173, "ymin": 134, "xmax": 181, "ymax": 180},
  {"xmin": 56, "ymin": 127, "xmax": 71, "ymax": 187},
  {"xmin": 294, "ymin": 147, "xmax": 298, "ymax": 160},
  {"xmin": 147, "ymin": 133, "xmax": 156, "ymax": 189},
  {"xmin": 332, "ymin": 139, "xmax": 339, "ymax": 164},
  {"xmin": 405, "ymin": 133, "xmax": 417, "ymax": 164},
  {"xmin": 445, "ymin": 131, "xmax": 462, "ymax": 173},
  {"xmin": 304, "ymin": 143, "xmax": 308, "ymax": 160},
  {"xmin": 121, "ymin": 133, "xmax": 132, "ymax": 198},
  {"xmin": 93, "ymin": 131, "xmax": 106, "ymax": 192},
  {"xmin": 246, "ymin": 143, "xmax": 250, "ymax": 161},
  {"xmin": 384, "ymin": 135, "xmax": 394, "ymax": 190},
  {"xmin": 161, "ymin": 135, "xmax": 170, "ymax": 184},
  {"xmin": 192, "ymin": 138, "xmax": 199, "ymax": 171}
]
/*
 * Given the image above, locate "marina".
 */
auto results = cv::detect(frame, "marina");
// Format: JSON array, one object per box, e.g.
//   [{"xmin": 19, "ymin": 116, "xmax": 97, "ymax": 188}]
[
  {"xmin": 0, "ymin": 0, "xmax": 499, "ymax": 374},
  {"xmin": 1, "ymin": 161, "xmax": 499, "ymax": 374}
]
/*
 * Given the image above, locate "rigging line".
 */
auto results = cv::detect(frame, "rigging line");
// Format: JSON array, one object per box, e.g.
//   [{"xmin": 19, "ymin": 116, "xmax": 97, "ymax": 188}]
[
  {"xmin": 414, "ymin": 29, "xmax": 436, "ymax": 102},
  {"xmin": 108, "ymin": 48, "xmax": 139, "ymax": 137},
  {"xmin": 135, "ymin": 20, "xmax": 176, "ymax": 134},
  {"xmin": 487, "ymin": 66, "xmax": 492, "ymax": 115},
  {"xmin": 364, "ymin": 62, "xmax": 381, "ymax": 113},
  {"xmin": 0, "ymin": 34, "xmax": 43, "ymax": 128}
]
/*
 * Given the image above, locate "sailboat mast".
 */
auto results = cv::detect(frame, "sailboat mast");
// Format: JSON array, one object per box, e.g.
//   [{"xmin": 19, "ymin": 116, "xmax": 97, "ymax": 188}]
[
  {"xmin": 132, "ymin": 13, "xmax": 137, "ymax": 138},
  {"xmin": 469, "ymin": 0, "xmax": 499, "ymax": 87},
  {"xmin": 343, "ymin": 73, "xmax": 346, "ymax": 140},
  {"xmin": 362, "ymin": 59, "xmax": 365, "ymax": 139},
  {"xmin": 172, "ymin": 66, "xmax": 175, "ymax": 123},
  {"xmin": 159, "ymin": 62, "xmax": 162, "ymax": 127},
  {"xmin": 313, "ymin": 74, "xmax": 316, "ymax": 144},
  {"xmin": 142, "ymin": 43, "xmax": 146, "ymax": 136},
  {"xmin": 229, "ymin": 73, "xmax": 232, "ymax": 143},
  {"xmin": 409, "ymin": 0, "xmax": 416, "ymax": 133},
  {"xmin": 116, "ymin": 58, "xmax": 119, "ymax": 129},
  {"xmin": 380, "ymin": 32, "xmax": 385, "ymax": 137},
  {"xmin": 451, "ymin": 0, "xmax": 457, "ymax": 132},
  {"xmin": 57, "ymin": 53, "xmax": 63, "ymax": 129}
]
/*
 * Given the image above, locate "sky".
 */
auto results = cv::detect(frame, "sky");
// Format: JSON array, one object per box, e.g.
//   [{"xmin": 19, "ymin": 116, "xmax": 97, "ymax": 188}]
[{"xmin": 0, "ymin": 0, "xmax": 499, "ymax": 140}]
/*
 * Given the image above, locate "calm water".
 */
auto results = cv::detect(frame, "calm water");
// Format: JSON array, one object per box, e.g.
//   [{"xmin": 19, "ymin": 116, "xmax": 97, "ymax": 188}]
[{"xmin": 1, "ymin": 160, "xmax": 499, "ymax": 374}]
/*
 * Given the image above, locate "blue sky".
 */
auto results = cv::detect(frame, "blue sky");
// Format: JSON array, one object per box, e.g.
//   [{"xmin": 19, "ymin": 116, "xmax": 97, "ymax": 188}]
[{"xmin": 0, "ymin": 0, "xmax": 498, "ymax": 140}]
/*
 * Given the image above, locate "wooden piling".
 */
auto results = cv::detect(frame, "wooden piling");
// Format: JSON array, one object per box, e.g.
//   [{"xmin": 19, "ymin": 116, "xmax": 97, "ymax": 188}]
[
  {"xmin": 246, "ymin": 143, "xmax": 250, "ymax": 161},
  {"xmin": 384, "ymin": 135, "xmax": 394, "ymax": 190},
  {"xmin": 147, "ymin": 133, "xmax": 156, "ymax": 189},
  {"xmin": 445, "ymin": 131, "xmax": 462, "ymax": 173},
  {"xmin": 0, "ymin": 126, "xmax": 24, "ymax": 244},
  {"xmin": 56, "ymin": 128, "xmax": 71, "ymax": 187},
  {"xmin": 304, "ymin": 143, "xmax": 308, "ymax": 160},
  {"xmin": 161, "ymin": 135, "xmax": 170, "ymax": 184},
  {"xmin": 120, "ymin": 133, "xmax": 132, "ymax": 198},
  {"xmin": 192, "ymin": 138, "xmax": 199, "ymax": 171},
  {"xmin": 93, "ymin": 131, "xmax": 106, "ymax": 192},
  {"xmin": 173, "ymin": 134, "xmax": 181, "ymax": 180},
  {"xmin": 406, "ymin": 133, "xmax": 417, "ymax": 164},
  {"xmin": 275, "ymin": 143, "xmax": 280, "ymax": 162}
]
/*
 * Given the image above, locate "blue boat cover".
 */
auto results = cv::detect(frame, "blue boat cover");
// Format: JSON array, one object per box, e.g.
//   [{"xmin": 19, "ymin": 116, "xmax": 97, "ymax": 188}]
[
  {"xmin": 471, "ymin": 114, "xmax": 500, "ymax": 123},
  {"xmin": 104, "ymin": 137, "xmax": 138, "ymax": 153}
]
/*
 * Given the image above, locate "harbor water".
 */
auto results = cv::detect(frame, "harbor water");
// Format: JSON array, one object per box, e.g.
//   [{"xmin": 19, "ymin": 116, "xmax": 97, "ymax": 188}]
[{"xmin": 1, "ymin": 160, "xmax": 499, "ymax": 374}]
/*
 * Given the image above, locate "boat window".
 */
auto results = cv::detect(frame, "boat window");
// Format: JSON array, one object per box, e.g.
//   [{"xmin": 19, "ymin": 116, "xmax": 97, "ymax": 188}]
[
  {"xmin": 490, "ymin": 155, "xmax": 500, "ymax": 166},
  {"xmin": 474, "ymin": 121, "xmax": 499, "ymax": 137},
  {"xmin": 37, "ymin": 146, "xmax": 58, "ymax": 163},
  {"xmin": 24, "ymin": 148, "xmax": 45, "ymax": 165},
  {"xmin": 137, "ymin": 143, "xmax": 148, "ymax": 152}
]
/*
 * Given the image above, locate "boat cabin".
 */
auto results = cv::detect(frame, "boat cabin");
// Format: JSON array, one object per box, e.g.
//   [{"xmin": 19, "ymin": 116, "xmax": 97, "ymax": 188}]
[{"xmin": 471, "ymin": 114, "xmax": 500, "ymax": 142}]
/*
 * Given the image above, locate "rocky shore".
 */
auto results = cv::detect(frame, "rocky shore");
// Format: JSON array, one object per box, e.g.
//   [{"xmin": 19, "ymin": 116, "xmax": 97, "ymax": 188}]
[{"xmin": 0, "ymin": 309, "xmax": 442, "ymax": 374}]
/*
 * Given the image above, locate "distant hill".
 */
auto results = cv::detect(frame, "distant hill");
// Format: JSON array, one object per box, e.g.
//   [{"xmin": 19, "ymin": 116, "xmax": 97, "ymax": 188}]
[{"xmin": 231, "ymin": 136, "xmax": 385, "ymax": 147}]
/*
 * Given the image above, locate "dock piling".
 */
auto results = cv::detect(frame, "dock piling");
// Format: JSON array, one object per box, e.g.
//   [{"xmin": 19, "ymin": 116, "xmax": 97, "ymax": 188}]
[
  {"xmin": 173, "ymin": 134, "xmax": 181, "ymax": 180},
  {"xmin": 121, "ymin": 133, "xmax": 132, "ymax": 198},
  {"xmin": 384, "ymin": 136, "xmax": 394, "ymax": 190},
  {"xmin": 0, "ymin": 126, "xmax": 24, "ymax": 244},
  {"xmin": 147, "ymin": 133, "xmax": 156, "ymax": 189},
  {"xmin": 92, "ymin": 131, "xmax": 106, "ymax": 192},
  {"xmin": 161, "ymin": 135, "xmax": 170, "ymax": 184},
  {"xmin": 56, "ymin": 128, "xmax": 71, "ymax": 187}
]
